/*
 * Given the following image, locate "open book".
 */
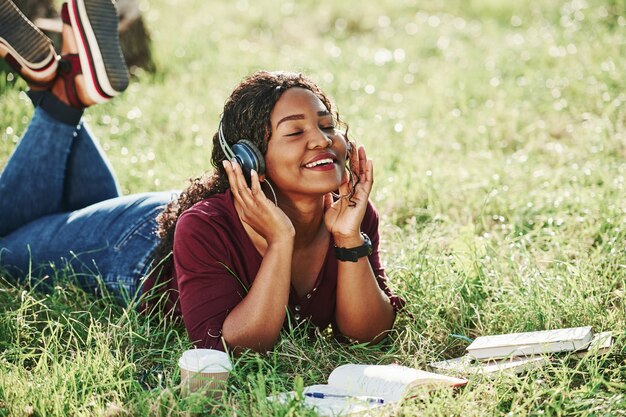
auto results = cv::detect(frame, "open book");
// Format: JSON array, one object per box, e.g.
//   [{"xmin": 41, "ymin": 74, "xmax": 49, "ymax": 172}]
[
  {"xmin": 272, "ymin": 364, "xmax": 467, "ymax": 416},
  {"xmin": 466, "ymin": 326, "xmax": 594, "ymax": 360}
]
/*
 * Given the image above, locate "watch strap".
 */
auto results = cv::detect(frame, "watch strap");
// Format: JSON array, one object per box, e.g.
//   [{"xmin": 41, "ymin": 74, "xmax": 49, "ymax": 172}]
[{"xmin": 334, "ymin": 232, "xmax": 373, "ymax": 262}]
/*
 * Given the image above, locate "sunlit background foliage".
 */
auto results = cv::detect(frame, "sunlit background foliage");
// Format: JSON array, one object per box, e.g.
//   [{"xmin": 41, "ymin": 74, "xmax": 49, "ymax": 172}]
[{"xmin": 1, "ymin": 0, "xmax": 625, "ymax": 415}]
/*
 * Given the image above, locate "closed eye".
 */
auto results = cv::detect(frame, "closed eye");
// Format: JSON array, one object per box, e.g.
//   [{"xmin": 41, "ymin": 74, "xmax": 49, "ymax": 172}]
[{"xmin": 285, "ymin": 125, "xmax": 334, "ymax": 137}]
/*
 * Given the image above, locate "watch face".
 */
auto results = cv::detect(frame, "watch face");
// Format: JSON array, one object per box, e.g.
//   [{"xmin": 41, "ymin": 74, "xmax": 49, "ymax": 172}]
[{"xmin": 363, "ymin": 233, "xmax": 372, "ymax": 253}]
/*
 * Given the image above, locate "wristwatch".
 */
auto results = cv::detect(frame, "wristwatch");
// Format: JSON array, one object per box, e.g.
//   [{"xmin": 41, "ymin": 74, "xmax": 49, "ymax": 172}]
[{"xmin": 334, "ymin": 232, "xmax": 373, "ymax": 262}]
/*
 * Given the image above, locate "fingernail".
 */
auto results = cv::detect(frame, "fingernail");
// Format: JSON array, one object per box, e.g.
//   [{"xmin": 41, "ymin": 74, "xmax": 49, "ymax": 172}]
[{"xmin": 222, "ymin": 160, "xmax": 228, "ymax": 168}]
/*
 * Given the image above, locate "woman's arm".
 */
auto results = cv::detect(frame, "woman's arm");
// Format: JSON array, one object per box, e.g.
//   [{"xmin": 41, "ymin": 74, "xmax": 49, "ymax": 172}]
[
  {"xmin": 220, "ymin": 161, "xmax": 296, "ymax": 353},
  {"xmin": 333, "ymin": 235, "xmax": 395, "ymax": 343},
  {"xmin": 325, "ymin": 145, "xmax": 396, "ymax": 343},
  {"xmin": 174, "ymin": 208, "xmax": 293, "ymax": 353},
  {"xmin": 221, "ymin": 236, "xmax": 293, "ymax": 352}
]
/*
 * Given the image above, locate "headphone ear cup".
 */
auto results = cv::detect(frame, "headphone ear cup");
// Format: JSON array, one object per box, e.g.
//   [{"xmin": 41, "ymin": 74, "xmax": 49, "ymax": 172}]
[
  {"xmin": 237, "ymin": 139, "xmax": 266, "ymax": 175},
  {"xmin": 232, "ymin": 139, "xmax": 266, "ymax": 180}
]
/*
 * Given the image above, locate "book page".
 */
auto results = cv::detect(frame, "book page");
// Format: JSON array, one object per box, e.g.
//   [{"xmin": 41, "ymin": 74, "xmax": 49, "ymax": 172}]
[
  {"xmin": 430, "ymin": 355, "xmax": 550, "ymax": 376},
  {"xmin": 327, "ymin": 364, "xmax": 466, "ymax": 403},
  {"xmin": 302, "ymin": 384, "xmax": 383, "ymax": 416},
  {"xmin": 572, "ymin": 332, "xmax": 613, "ymax": 358}
]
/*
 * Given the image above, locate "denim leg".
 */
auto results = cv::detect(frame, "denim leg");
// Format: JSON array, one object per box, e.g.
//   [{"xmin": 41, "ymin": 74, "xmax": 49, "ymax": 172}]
[
  {"xmin": 0, "ymin": 108, "xmax": 76, "ymax": 236},
  {"xmin": 0, "ymin": 191, "xmax": 175, "ymax": 302},
  {"xmin": 0, "ymin": 105, "xmax": 122, "ymax": 235},
  {"xmin": 62, "ymin": 121, "xmax": 121, "ymax": 211}
]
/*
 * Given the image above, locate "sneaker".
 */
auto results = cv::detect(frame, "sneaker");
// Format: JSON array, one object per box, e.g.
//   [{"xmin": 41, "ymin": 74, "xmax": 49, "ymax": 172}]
[
  {"xmin": 62, "ymin": 0, "xmax": 129, "ymax": 103},
  {"xmin": 0, "ymin": 0, "xmax": 58, "ymax": 86}
]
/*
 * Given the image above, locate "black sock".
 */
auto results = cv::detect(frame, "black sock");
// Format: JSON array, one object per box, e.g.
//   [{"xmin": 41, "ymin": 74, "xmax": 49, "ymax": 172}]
[{"xmin": 26, "ymin": 90, "xmax": 84, "ymax": 126}]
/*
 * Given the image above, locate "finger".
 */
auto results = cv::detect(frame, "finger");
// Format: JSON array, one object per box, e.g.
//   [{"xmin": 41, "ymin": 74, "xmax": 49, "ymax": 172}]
[
  {"xmin": 350, "ymin": 144, "xmax": 361, "ymax": 175},
  {"xmin": 347, "ymin": 139, "xmax": 357, "ymax": 160},
  {"xmin": 358, "ymin": 146, "xmax": 367, "ymax": 178},
  {"xmin": 360, "ymin": 159, "xmax": 373, "ymax": 194},
  {"xmin": 354, "ymin": 158, "xmax": 373, "ymax": 192},
  {"xmin": 350, "ymin": 142, "xmax": 359, "ymax": 170},
  {"xmin": 223, "ymin": 160, "xmax": 242, "ymax": 199},
  {"xmin": 231, "ymin": 160, "xmax": 248, "ymax": 190},
  {"xmin": 366, "ymin": 159, "xmax": 374, "ymax": 185},
  {"xmin": 249, "ymin": 169, "xmax": 263, "ymax": 198},
  {"xmin": 323, "ymin": 192, "xmax": 333, "ymax": 211},
  {"xmin": 231, "ymin": 160, "xmax": 255, "ymax": 205},
  {"xmin": 223, "ymin": 159, "xmax": 234, "ymax": 182}
]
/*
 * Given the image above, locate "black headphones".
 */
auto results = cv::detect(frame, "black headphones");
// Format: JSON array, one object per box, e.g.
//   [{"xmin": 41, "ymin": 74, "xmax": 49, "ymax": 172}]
[{"xmin": 218, "ymin": 118, "xmax": 265, "ymax": 185}]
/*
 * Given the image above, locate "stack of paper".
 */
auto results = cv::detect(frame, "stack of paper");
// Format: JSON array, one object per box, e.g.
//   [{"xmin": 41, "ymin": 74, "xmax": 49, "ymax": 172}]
[{"xmin": 430, "ymin": 327, "xmax": 613, "ymax": 377}]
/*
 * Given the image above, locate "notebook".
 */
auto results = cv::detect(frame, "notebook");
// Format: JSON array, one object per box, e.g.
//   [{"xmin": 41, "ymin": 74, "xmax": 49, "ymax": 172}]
[{"xmin": 466, "ymin": 326, "xmax": 594, "ymax": 360}]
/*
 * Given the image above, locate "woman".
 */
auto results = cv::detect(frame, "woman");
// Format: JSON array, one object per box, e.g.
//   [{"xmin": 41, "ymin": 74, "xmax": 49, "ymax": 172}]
[{"xmin": 0, "ymin": 0, "xmax": 403, "ymax": 353}]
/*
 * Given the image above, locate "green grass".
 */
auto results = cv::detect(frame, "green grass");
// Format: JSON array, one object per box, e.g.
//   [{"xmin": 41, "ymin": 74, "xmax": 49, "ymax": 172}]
[{"xmin": 1, "ymin": 0, "xmax": 625, "ymax": 415}]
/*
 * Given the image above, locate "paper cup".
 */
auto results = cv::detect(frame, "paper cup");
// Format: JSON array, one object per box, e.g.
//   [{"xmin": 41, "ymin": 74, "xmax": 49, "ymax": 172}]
[{"xmin": 179, "ymin": 349, "xmax": 232, "ymax": 397}]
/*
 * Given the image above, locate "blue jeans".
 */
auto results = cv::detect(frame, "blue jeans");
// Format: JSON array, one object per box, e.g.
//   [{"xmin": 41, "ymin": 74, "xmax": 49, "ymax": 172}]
[{"xmin": 0, "ymin": 106, "xmax": 174, "ymax": 301}]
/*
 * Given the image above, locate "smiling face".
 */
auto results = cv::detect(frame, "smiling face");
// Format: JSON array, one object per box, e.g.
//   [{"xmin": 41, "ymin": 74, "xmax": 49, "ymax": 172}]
[{"xmin": 264, "ymin": 87, "xmax": 348, "ymax": 199}]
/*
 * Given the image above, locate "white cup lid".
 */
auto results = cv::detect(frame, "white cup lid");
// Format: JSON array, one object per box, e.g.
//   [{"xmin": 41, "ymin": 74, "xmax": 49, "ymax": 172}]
[{"xmin": 178, "ymin": 349, "xmax": 232, "ymax": 373}]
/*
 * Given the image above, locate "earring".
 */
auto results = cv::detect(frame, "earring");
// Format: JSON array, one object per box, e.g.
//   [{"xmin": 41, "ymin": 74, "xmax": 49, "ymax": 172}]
[{"xmin": 263, "ymin": 178, "xmax": 278, "ymax": 206}]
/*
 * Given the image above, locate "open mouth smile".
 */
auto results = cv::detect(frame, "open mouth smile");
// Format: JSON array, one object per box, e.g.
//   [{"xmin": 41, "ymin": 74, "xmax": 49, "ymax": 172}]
[
  {"xmin": 302, "ymin": 152, "xmax": 339, "ymax": 171},
  {"xmin": 304, "ymin": 158, "xmax": 334, "ymax": 168}
]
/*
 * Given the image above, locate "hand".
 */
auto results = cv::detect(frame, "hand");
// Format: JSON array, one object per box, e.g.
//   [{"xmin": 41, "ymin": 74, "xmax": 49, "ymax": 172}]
[
  {"xmin": 323, "ymin": 145, "xmax": 373, "ymax": 246},
  {"xmin": 223, "ymin": 160, "xmax": 295, "ymax": 244}
]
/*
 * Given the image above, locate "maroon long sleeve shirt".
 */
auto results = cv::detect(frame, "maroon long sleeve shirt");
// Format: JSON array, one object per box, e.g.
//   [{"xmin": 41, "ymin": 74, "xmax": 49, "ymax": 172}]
[{"xmin": 144, "ymin": 190, "xmax": 403, "ymax": 350}]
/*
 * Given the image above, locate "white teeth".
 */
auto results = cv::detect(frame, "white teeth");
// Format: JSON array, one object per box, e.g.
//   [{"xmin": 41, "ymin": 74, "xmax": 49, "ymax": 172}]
[{"xmin": 305, "ymin": 158, "xmax": 334, "ymax": 168}]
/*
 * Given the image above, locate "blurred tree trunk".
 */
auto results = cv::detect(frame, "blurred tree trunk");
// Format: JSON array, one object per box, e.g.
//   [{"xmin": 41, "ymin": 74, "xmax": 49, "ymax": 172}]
[
  {"xmin": 12, "ymin": 0, "xmax": 155, "ymax": 73},
  {"xmin": 116, "ymin": 0, "xmax": 156, "ymax": 73}
]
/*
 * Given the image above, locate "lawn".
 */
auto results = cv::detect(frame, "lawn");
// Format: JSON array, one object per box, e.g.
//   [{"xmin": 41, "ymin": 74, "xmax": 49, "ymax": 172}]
[{"xmin": 0, "ymin": 0, "xmax": 625, "ymax": 415}]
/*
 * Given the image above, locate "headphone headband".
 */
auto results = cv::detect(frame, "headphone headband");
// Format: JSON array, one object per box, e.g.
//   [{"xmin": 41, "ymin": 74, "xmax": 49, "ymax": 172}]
[{"xmin": 218, "ymin": 119, "xmax": 236, "ymax": 160}]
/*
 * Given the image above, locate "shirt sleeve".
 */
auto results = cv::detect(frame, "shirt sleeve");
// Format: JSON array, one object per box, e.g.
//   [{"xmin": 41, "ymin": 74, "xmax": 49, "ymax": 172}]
[
  {"xmin": 173, "ymin": 209, "xmax": 248, "ymax": 350},
  {"xmin": 362, "ymin": 201, "xmax": 406, "ymax": 313}
]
